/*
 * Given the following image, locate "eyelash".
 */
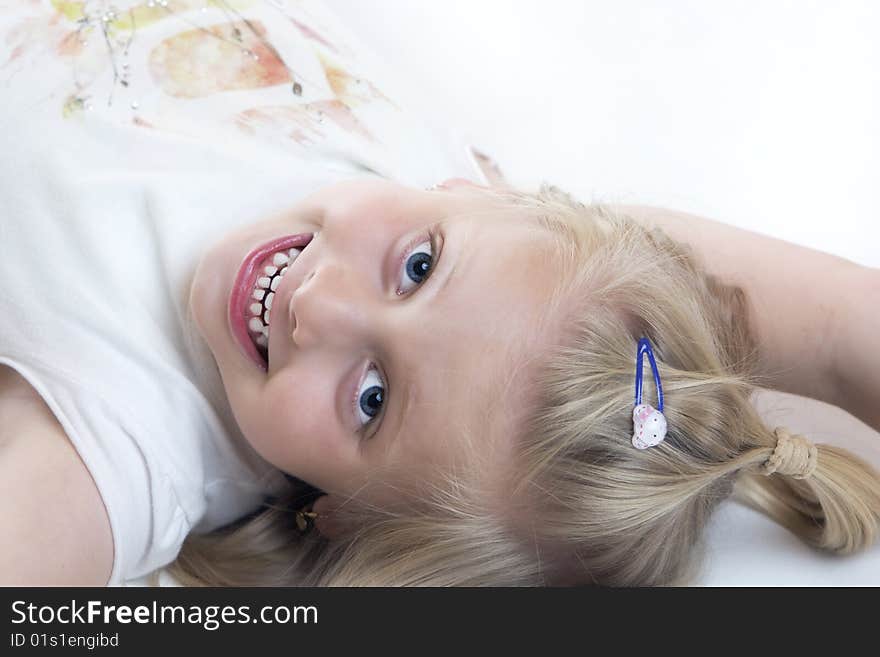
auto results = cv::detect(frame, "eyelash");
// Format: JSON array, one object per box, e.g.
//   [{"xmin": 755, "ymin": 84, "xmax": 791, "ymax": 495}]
[{"xmin": 352, "ymin": 228, "xmax": 440, "ymax": 436}]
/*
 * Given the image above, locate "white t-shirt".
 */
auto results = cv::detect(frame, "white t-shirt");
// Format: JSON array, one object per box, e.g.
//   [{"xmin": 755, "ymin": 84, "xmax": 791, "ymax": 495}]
[{"xmin": 0, "ymin": 0, "xmax": 488, "ymax": 585}]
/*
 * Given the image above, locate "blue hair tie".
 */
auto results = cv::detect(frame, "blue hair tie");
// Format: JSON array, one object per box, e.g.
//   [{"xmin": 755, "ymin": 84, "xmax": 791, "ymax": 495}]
[{"xmin": 632, "ymin": 337, "xmax": 668, "ymax": 449}]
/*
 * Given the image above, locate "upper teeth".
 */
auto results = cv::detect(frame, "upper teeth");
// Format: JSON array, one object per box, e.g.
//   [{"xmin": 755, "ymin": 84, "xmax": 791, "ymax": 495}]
[{"xmin": 249, "ymin": 247, "xmax": 301, "ymax": 348}]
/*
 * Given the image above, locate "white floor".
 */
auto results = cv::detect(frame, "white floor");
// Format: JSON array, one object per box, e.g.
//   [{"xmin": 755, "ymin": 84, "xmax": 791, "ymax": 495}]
[
  {"xmin": 319, "ymin": 0, "xmax": 880, "ymax": 586},
  {"xmin": 326, "ymin": 0, "xmax": 879, "ymax": 269}
]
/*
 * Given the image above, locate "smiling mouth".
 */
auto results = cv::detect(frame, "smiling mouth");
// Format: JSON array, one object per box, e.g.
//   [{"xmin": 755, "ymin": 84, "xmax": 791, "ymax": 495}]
[
  {"xmin": 245, "ymin": 246, "xmax": 303, "ymax": 366},
  {"xmin": 230, "ymin": 232, "xmax": 313, "ymax": 371}
]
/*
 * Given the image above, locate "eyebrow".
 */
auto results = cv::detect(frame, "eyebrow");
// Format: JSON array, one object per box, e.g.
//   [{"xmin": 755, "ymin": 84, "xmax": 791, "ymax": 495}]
[{"xmin": 383, "ymin": 223, "xmax": 465, "ymax": 449}]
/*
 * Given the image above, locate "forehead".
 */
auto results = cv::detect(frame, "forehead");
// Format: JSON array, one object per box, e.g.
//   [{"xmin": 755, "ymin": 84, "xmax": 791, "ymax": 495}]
[{"xmin": 375, "ymin": 208, "xmax": 564, "ymax": 485}]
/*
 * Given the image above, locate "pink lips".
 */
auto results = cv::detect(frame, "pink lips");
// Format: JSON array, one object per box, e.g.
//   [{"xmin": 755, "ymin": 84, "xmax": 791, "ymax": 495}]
[{"xmin": 228, "ymin": 233, "xmax": 313, "ymax": 371}]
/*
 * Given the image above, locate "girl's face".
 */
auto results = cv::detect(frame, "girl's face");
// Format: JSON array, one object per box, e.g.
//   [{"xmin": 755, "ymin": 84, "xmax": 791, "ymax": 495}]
[{"xmin": 189, "ymin": 178, "xmax": 561, "ymax": 505}]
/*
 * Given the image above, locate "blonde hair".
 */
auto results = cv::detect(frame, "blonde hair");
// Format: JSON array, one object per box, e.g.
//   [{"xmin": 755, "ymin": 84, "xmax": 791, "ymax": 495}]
[{"xmin": 168, "ymin": 183, "xmax": 880, "ymax": 586}]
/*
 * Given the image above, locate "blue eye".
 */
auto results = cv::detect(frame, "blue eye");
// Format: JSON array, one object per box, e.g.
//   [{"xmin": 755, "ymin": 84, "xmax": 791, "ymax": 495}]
[
  {"xmin": 396, "ymin": 239, "xmax": 434, "ymax": 295},
  {"xmin": 355, "ymin": 366, "xmax": 385, "ymax": 427}
]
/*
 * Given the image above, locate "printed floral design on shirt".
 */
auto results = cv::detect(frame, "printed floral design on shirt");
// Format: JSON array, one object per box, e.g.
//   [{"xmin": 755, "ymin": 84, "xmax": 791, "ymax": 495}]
[
  {"xmin": 2, "ymin": 0, "xmax": 397, "ymax": 151},
  {"xmin": 148, "ymin": 18, "xmax": 289, "ymax": 98}
]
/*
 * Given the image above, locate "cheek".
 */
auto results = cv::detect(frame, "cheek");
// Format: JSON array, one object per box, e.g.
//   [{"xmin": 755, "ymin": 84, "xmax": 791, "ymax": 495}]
[{"xmin": 255, "ymin": 365, "xmax": 353, "ymax": 474}]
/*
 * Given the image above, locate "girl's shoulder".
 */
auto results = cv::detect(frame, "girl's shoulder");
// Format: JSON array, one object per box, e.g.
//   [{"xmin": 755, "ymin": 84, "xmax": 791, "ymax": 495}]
[
  {"xmin": 0, "ymin": 363, "xmax": 65, "ymax": 447},
  {"xmin": 0, "ymin": 363, "xmax": 114, "ymax": 585}
]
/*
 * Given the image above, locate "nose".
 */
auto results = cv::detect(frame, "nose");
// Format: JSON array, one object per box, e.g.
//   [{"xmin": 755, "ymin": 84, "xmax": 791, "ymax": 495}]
[{"xmin": 289, "ymin": 261, "xmax": 374, "ymax": 348}]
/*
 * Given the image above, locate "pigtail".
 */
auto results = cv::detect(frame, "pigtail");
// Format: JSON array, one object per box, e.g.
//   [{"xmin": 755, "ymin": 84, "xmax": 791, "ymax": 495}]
[{"xmin": 734, "ymin": 428, "xmax": 880, "ymax": 553}]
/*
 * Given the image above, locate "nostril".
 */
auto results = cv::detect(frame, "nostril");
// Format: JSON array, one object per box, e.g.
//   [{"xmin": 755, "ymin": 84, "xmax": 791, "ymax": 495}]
[
  {"xmin": 288, "ymin": 291, "xmax": 297, "ymax": 336},
  {"xmin": 290, "ymin": 270, "xmax": 315, "ymax": 335}
]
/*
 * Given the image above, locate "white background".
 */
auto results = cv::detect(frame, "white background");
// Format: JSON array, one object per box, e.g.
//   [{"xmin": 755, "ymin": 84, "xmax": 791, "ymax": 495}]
[{"xmin": 326, "ymin": 0, "xmax": 878, "ymax": 268}]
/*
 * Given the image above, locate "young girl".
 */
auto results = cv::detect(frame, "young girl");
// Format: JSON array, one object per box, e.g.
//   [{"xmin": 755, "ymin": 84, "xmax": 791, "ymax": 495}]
[{"xmin": 1, "ymin": 1, "xmax": 878, "ymax": 586}]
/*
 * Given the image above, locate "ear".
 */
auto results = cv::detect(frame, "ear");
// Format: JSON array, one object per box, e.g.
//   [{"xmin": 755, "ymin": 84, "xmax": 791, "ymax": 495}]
[{"xmin": 310, "ymin": 494, "xmax": 353, "ymax": 541}]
